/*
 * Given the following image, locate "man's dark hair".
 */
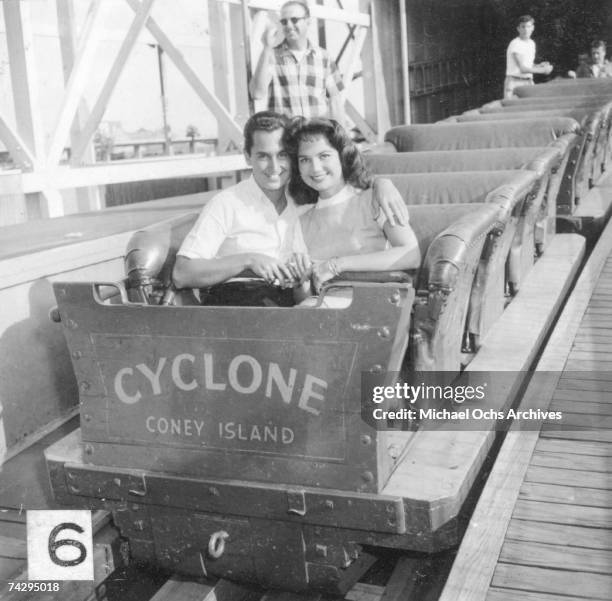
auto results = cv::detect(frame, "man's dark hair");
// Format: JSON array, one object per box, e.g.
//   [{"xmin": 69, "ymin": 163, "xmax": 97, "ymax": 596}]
[
  {"xmin": 285, "ymin": 117, "xmax": 372, "ymax": 205},
  {"xmin": 591, "ymin": 40, "xmax": 607, "ymax": 51},
  {"xmin": 281, "ymin": 1, "xmax": 310, "ymax": 18},
  {"xmin": 243, "ymin": 111, "xmax": 290, "ymax": 155},
  {"xmin": 517, "ymin": 15, "xmax": 534, "ymax": 26}
]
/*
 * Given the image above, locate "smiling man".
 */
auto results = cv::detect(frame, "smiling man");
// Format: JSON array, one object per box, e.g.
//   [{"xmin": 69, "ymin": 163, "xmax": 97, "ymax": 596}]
[
  {"xmin": 173, "ymin": 111, "xmax": 304, "ymax": 306},
  {"xmin": 249, "ymin": 0, "xmax": 345, "ymax": 124}
]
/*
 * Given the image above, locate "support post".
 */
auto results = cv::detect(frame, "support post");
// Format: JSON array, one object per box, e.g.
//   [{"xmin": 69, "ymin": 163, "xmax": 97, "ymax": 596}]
[{"xmin": 56, "ymin": 0, "xmax": 103, "ymax": 211}]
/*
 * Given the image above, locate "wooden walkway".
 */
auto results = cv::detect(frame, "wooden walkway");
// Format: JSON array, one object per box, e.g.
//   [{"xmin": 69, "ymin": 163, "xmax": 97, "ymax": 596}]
[{"xmin": 440, "ymin": 180, "xmax": 612, "ymax": 601}]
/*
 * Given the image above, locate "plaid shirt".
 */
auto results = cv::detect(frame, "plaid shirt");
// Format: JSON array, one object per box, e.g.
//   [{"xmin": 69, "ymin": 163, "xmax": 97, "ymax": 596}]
[{"xmin": 267, "ymin": 41, "xmax": 344, "ymax": 118}]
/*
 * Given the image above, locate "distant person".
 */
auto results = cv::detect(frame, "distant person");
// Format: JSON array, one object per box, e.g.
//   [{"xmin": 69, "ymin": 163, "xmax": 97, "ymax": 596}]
[
  {"xmin": 568, "ymin": 40, "xmax": 612, "ymax": 79},
  {"xmin": 504, "ymin": 15, "xmax": 553, "ymax": 99},
  {"xmin": 249, "ymin": 0, "xmax": 345, "ymax": 125}
]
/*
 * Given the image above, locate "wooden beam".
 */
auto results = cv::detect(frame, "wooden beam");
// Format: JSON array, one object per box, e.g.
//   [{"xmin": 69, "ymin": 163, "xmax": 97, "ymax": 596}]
[
  {"xmin": 20, "ymin": 153, "xmax": 248, "ymax": 192},
  {"xmin": 3, "ymin": 0, "xmax": 45, "ymax": 159},
  {"xmin": 71, "ymin": 0, "xmax": 156, "ymax": 163},
  {"xmin": 0, "ymin": 110, "xmax": 37, "ymax": 170},
  {"xmin": 125, "ymin": 0, "xmax": 243, "ymax": 147},
  {"xmin": 56, "ymin": 0, "xmax": 103, "ymax": 211},
  {"xmin": 399, "ymin": 0, "xmax": 411, "ymax": 124},
  {"xmin": 345, "ymin": 101, "xmax": 377, "ymax": 144},
  {"xmin": 217, "ymin": 0, "xmax": 370, "ymax": 26},
  {"xmin": 46, "ymin": 0, "xmax": 105, "ymax": 167},
  {"xmin": 342, "ymin": 26, "xmax": 368, "ymax": 91}
]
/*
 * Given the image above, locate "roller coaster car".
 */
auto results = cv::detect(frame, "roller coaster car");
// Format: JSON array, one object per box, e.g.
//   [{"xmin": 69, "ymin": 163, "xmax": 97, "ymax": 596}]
[{"xmin": 46, "ymin": 202, "xmax": 502, "ymax": 593}]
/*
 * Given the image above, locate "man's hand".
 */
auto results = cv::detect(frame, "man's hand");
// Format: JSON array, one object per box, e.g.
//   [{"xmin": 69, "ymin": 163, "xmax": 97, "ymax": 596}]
[
  {"xmin": 372, "ymin": 178, "xmax": 409, "ymax": 226},
  {"xmin": 248, "ymin": 253, "xmax": 293, "ymax": 286},
  {"xmin": 262, "ymin": 22, "xmax": 281, "ymax": 48},
  {"xmin": 286, "ymin": 253, "xmax": 312, "ymax": 284},
  {"xmin": 540, "ymin": 61, "xmax": 553, "ymax": 75}
]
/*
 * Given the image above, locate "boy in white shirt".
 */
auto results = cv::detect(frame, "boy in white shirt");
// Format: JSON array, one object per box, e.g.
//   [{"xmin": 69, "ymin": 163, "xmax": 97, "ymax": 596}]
[{"xmin": 504, "ymin": 15, "xmax": 553, "ymax": 99}]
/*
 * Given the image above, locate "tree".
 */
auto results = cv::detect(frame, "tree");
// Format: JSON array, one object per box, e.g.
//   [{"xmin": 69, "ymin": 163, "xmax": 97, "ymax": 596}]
[{"xmin": 185, "ymin": 124, "xmax": 200, "ymax": 153}]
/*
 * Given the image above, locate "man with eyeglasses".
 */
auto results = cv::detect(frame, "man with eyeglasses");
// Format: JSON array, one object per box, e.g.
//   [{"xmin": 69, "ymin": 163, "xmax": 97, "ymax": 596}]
[{"xmin": 250, "ymin": 0, "xmax": 346, "ymax": 124}]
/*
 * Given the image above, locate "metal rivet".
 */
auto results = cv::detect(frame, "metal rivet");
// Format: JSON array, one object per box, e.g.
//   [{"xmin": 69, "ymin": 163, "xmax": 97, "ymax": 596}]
[
  {"xmin": 361, "ymin": 471, "xmax": 374, "ymax": 482},
  {"xmin": 360, "ymin": 434, "xmax": 372, "ymax": 446},
  {"xmin": 378, "ymin": 327, "xmax": 390, "ymax": 339}
]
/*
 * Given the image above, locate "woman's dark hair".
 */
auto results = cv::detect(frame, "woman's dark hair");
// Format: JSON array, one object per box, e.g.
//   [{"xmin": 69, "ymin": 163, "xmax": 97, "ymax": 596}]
[{"xmin": 285, "ymin": 117, "xmax": 372, "ymax": 204}]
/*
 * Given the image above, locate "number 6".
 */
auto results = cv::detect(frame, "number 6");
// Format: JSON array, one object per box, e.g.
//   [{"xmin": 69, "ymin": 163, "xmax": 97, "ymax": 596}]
[{"xmin": 48, "ymin": 522, "xmax": 87, "ymax": 567}]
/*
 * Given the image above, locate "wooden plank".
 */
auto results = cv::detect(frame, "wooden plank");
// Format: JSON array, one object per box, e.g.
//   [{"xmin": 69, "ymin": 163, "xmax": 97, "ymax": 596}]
[
  {"xmin": 530, "ymin": 450, "xmax": 612, "ymax": 472},
  {"xmin": 499, "ymin": 539, "xmax": 612, "ymax": 575},
  {"xmin": 519, "ymin": 481, "xmax": 612, "ymax": 508},
  {"xmin": 540, "ymin": 426, "xmax": 612, "ymax": 443},
  {"xmin": 346, "ymin": 583, "xmax": 385, "ymax": 601},
  {"xmin": 557, "ymin": 378, "xmax": 612, "ymax": 392},
  {"xmin": 0, "ymin": 535, "xmax": 26, "ymax": 559},
  {"xmin": 21, "ymin": 153, "xmax": 248, "ymax": 192},
  {"xmin": 379, "ymin": 556, "xmax": 429, "ymax": 601},
  {"xmin": 535, "ymin": 437, "xmax": 612, "ymax": 456},
  {"xmin": 217, "ymin": 0, "xmax": 371, "ymax": 26},
  {"xmin": 551, "ymin": 399, "xmax": 612, "ymax": 415},
  {"xmin": 491, "ymin": 564, "xmax": 612, "ymax": 600},
  {"xmin": 571, "ymin": 341, "xmax": 612, "ymax": 352},
  {"xmin": 553, "ymin": 388, "xmax": 612, "ymax": 404},
  {"xmin": 71, "ymin": 0, "xmax": 156, "ymax": 163},
  {"xmin": 149, "ymin": 576, "xmax": 214, "ymax": 601},
  {"xmin": 487, "ymin": 587, "xmax": 601, "ymax": 601},
  {"xmin": 525, "ymin": 465, "xmax": 612, "ymax": 489},
  {"xmin": 513, "ymin": 499, "xmax": 612, "ymax": 529},
  {"xmin": 564, "ymin": 359, "xmax": 612, "ymax": 370},
  {"xmin": 506, "ymin": 519, "xmax": 612, "ymax": 550}
]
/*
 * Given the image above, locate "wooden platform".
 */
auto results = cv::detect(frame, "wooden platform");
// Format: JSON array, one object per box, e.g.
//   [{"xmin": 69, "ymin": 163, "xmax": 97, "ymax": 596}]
[{"xmin": 440, "ymin": 192, "xmax": 612, "ymax": 601}]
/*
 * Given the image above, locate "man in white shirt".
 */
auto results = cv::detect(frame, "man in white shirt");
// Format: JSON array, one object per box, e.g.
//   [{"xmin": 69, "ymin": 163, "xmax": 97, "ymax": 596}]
[{"xmin": 504, "ymin": 15, "xmax": 553, "ymax": 99}]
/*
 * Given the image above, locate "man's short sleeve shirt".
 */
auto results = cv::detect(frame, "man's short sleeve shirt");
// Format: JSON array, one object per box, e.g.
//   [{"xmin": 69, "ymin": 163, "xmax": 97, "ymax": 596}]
[
  {"xmin": 506, "ymin": 37, "xmax": 535, "ymax": 77},
  {"xmin": 177, "ymin": 176, "xmax": 302, "ymax": 261},
  {"xmin": 267, "ymin": 41, "xmax": 344, "ymax": 118}
]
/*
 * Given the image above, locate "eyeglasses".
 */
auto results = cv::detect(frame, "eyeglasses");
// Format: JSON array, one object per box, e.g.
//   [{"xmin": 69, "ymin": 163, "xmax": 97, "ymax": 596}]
[{"xmin": 280, "ymin": 16, "xmax": 306, "ymax": 26}]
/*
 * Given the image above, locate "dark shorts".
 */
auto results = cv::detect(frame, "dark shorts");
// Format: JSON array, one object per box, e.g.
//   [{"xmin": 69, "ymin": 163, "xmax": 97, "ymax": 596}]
[{"xmin": 200, "ymin": 280, "xmax": 295, "ymax": 307}]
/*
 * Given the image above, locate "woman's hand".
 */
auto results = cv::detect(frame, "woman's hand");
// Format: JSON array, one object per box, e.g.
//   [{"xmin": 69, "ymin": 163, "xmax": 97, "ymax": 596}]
[
  {"xmin": 311, "ymin": 257, "xmax": 341, "ymax": 293},
  {"xmin": 372, "ymin": 178, "xmax": 409, "ymax": 226}
]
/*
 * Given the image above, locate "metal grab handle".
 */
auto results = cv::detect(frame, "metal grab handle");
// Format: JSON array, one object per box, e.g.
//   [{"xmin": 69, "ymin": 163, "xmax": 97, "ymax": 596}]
[{"xmin": 207, "ymin": 530, "xmax": 229, "ymax": 559}]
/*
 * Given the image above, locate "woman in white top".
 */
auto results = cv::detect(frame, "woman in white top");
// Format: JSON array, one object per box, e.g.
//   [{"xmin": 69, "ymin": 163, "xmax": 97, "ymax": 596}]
[{"xmin": 285, "ymin": 118, "xmax": 421, "ymax": 304}]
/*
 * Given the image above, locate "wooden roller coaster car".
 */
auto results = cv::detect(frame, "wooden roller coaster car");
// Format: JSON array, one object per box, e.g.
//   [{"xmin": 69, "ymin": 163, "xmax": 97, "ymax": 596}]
[{"xmin": 45, "ymin": 202, "xmax": 504, "ymax": 593}]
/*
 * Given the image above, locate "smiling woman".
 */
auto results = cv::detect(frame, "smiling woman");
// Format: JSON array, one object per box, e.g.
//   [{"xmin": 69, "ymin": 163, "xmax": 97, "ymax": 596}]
[{"xmin": 285, "ymin": 117, "xmax": 421, "ymax": 303}]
